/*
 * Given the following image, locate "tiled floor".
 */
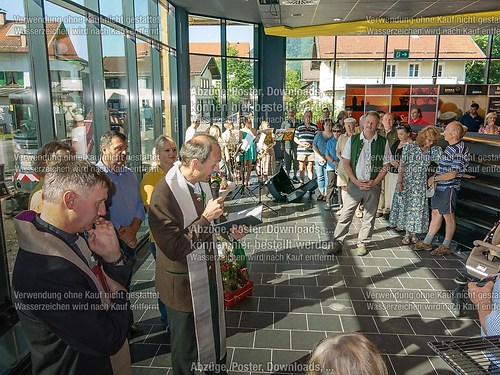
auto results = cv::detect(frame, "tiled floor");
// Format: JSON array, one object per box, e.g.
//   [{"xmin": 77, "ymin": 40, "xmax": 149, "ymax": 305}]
[{"xmin": 129, "ymin": 189, "xmax": 480, "ymax": 375}]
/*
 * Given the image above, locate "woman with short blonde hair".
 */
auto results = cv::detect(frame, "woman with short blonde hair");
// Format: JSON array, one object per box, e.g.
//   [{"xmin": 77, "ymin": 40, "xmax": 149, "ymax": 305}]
[
  {"xmin": 415, "ymin": 125, "xmax": 441, "ymax": 147},
  {"xmin": 479, "ymin": 112, "xmax": 500, "ymax": 135}
]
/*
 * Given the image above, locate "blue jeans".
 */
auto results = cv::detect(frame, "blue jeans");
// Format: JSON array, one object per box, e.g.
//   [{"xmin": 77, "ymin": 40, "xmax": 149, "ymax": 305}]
[
  {"xmin": 149, "ymin": 242, "xmax": 168, "ymax": 326},
  {"xmin": 314, "ymin": 162, "xmax": 328, "ymax": 192}
]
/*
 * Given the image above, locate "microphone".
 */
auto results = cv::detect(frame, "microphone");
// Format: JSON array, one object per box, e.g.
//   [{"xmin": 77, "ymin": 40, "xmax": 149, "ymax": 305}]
[{"xmin": 210, "ymin": 180, "xmax": 221, "ymax": 224}]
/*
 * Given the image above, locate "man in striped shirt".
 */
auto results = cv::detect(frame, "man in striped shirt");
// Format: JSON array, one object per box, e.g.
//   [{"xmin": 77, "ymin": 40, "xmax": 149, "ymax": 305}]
[
  {"xmin": 413, "ymin": 121, "xmax": 470, "ymax": 255},
  {"xmin": 294, "ymin": 110, "xmax": 318, "ymax": 184}
]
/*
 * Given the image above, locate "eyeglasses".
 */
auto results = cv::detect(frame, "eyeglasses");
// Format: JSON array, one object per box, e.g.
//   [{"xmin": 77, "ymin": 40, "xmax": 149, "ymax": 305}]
[{"xmin": 332, "ymin": 130, "xmax": 342, "ymax": 133}]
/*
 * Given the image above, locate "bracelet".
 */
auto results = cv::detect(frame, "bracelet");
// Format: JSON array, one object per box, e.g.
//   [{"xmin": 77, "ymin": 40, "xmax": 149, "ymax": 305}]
[{"xmin": 106, "ymin": 250, "xmax": 124, "ymax": 266}]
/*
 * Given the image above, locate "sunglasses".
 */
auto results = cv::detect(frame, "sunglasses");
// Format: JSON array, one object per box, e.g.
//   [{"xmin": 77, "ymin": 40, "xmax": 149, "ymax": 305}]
[{"xmin": 332, "ymin": 130, "xmax": 342, "ymax": 133}]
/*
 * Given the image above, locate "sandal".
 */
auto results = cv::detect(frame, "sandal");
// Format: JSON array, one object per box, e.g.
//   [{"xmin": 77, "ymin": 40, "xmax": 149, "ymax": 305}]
[
  {"xmin": 411, "ymin": 234, "xmax": 419, "ymax": 244},
  {"xmin": 402, "ymin": 235, "xmax": 411, "ymax": 245}
]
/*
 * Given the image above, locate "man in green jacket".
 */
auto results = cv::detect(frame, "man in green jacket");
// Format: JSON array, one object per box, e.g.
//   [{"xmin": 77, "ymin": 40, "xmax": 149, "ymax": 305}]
[{"xmin": 329, "ymin": 111, "xmax": 392, "ymax": 256}]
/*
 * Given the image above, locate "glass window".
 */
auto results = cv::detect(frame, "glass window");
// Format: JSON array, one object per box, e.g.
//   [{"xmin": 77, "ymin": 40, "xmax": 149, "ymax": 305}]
[
  {"xmin": 492, "ymin": 34, "xmax": 500, "ymax": 58},
  {"xmin": 289, "ymin": 58, "xmax": 330, "ymax": 117},
  {"xmin": 99, "ymin": 0, "xmax": 124, "ymax": 23},
  {"xmin": 189, "ymin": 16, "xmax": 221, "ymax": 55},
  {"xmin": 101, "ymin": 25, "xmax": 129, "ymax": 136},
  {"xmin": 488, "ymin": 60, "xmax": 500, "ymax": 84},
  {"xmin": 159, "ymin": 1, "xmax": 176, "ymax": 48},
  {"xmin": 190, "ymin": 54, "xmax": 222, "ymax": 125},
  {"xmin": 137, "ymin": 39, "xmax": 154, "ymax": 167},
  {"xmin": 386, "ymin": 64, "xmax": 396, "ymax": 78},
  {"xmin": 439, "ymin": 35, "xmax": 485, "ymax": 60},
  {"xmin": 437, "ymin": 59, "xmax": 485, "ymax": 84},
  {"xmin": 227, "ymin": 57, "xmax": 254, "ymax": 125},
  {"xmin": 286, "ymin": 36, "xmax": 316, "ymax": 59},
  {"xmin": 437, "ymin": 64, "xmax": 443, "ymax": 77},
  {"xmin": 227, "ymin": 21, "xmax": 255, "ymax": 58},
  {"xmin": 161, "ymin": 49, "xmax": 176, "ymax": 136},
  {"xmin": 409, "ymin": 64, "xmax": 420, "ymax": 77},
  {"xmin": 44, "ymin": 2, "xmax": 92, "ymax": 158}
]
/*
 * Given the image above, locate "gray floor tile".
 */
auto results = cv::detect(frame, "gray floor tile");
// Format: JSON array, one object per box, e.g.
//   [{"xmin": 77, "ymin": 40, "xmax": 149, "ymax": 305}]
[
  {"xmin": 274, "ymin": 313, "xmax": 308, "ymax": 330},
  {"xmin": 307, "ymin": 314, "xmax": 342, "ymax": 331},
  {"xmin": 254, "ymin": 329, "xmax": 291, "ymax": 349},
  {"xmin": 129, "ymin": 198, "xmax": 481, "ymax": 374},
  {"xmin": 290, "ymin": 331, "xmax": 326, "ymax": 350},
  {"xmin": 226, "ymin": 328, "xmax": 256, "ymax": 348},
  {"xmin": 240, "ymin": 311, "xmax": 274, "ymax": 329},
  {"xmin": 340, "ymin": 315, "xmax": 378, "ymax": 333}
]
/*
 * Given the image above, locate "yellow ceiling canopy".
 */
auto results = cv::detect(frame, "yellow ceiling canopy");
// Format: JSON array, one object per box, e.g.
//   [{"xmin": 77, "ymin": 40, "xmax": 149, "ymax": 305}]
[{"xmin": 264, "ymin": 10, "xmax": 500, "ymax": 37}]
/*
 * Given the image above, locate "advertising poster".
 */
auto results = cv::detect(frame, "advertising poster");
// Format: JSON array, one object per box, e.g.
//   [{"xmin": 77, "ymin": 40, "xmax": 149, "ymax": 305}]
[
  {"xmin": 410, "ymin": 85, "xmax": 438, "ymax": 124},
  {"xmin": 410, "ymin": 97, "xmax": 438, "ymax": 125},
  {"xmin": 437, "ymin": 96, "xmax": 465, "ymax": 121},
  {"xmin": 487, "ymin": 97, "xmax": 500, "ymax": 125},
  {"xmin": 345, "ymin": 85, "xmax": 366, "ymax": 122},
  {"xmin": 391, "ymin": 86, "xmax": 410, "ymax": 123}
]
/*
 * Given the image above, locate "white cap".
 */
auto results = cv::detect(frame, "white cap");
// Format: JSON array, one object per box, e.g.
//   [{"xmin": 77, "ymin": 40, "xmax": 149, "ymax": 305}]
[
  {"xmin": 73, "ymin": 114, "xmax": 84, "ymax": 122},
  {"xmin": 344, "ymin": 117, "xmax": 356, "ymax": 123}
]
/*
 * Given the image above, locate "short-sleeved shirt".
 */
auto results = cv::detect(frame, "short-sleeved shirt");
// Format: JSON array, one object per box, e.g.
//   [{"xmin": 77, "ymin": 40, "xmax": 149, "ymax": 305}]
[
  {"xmin": 312, "ymin": 132, "xmax": 332, "ymax": 163},
  {"xmin": 325, "ymin": 137, "xmax": 339, "ymax": 171},
  {"xmin": 459, "ymin": 113, "xmax": 483, "ymax": 132},
  {"xmin": 295, "ymin": 124, "xmax": 317, "ymax": 155},
  {"xmin": 435, "ymin": 140, "xmax": 470, "ymax": 190}
]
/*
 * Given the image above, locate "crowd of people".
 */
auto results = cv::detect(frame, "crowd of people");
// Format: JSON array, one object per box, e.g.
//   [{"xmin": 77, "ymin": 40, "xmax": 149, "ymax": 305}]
[{"xmin": 12, "ymin": 100, "xmax": 498, "ymax": 374}]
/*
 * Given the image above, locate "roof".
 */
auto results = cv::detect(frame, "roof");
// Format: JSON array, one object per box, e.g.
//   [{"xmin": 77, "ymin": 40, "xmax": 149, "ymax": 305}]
[
  {"xmin": 0, "ymin": 20, "xmax": 80, "ymax": 60},
  {"xmin": 315, "ymin": 35, "xmax": 485, "ymax": 59},
  {"xmin": 189, "ymin": 42, "xmax": 251, "ymax": 57},
  {"xmin": 189, "ymin": 55, "xmax": 221, "ymax": 79}
]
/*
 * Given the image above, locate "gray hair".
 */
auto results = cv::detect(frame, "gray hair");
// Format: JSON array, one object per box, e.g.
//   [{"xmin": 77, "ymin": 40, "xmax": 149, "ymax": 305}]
[
  {"xmin": 180, "ymin": 134, "xmax": 220, "ymax": 166},
  {"xmin": 100, "ymin": 130, "xmax": 127, "ymax": 150},
  {"xmin": 42, "ymin": 160, "xmax": 112, "ymax": 204}
]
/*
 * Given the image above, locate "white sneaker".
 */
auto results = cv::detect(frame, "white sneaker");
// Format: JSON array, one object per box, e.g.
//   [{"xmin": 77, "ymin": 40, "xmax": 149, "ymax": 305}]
[{"xmin": 324, "ymin": 204, "xmax": 331, "ymax": 211}]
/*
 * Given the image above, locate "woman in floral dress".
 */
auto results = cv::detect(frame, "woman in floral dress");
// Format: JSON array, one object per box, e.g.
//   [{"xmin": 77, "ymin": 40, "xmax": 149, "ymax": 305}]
[{"xmin": 390, "ymin": 126, "xmax": 442, "ymax": 245}]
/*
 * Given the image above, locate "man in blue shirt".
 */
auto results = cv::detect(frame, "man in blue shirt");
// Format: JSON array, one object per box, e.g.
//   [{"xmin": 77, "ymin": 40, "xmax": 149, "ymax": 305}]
[
  {"xmin": 97, "ymin": 131, "xmax": 145, "ymax": 337},
  {"xmin": 96, "ymin": 131, "xmax": 145, "ymax": 257},
  {"xmin": 413, "ymin": 121, "xmax": 470, "ymax": 255},
  {"xmin": 459, "ymin": 103, "xmax": 483, "ymax": 132}
]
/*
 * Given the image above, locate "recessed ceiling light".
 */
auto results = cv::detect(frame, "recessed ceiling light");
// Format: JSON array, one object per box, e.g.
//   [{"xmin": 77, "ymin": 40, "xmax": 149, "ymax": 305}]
[
  {"xmin": 291, "ymin": 13, "xmax": 303, "ymax": 17},
  {"xmin": 333, "ymin": 17, "xmax": 343, "ymax": 21}
]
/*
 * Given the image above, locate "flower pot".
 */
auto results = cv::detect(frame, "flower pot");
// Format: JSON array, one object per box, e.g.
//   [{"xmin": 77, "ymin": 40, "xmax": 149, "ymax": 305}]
[{"xmin": 223, "ymin": 280, "xmax": 254, "ymax": 308}]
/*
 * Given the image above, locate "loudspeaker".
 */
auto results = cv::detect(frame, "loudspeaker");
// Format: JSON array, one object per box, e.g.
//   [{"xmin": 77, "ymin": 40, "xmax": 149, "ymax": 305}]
[
  {"xmin": 269, "ymin": 168, "xmax": 294, "ymax": 194},
  {"xmin": 287, "ymin": 178, "xmax": 318, "ymax": 203},
  {"xmin": 267, "ymin": 167, "xmax": 318, "ymax": 203}
]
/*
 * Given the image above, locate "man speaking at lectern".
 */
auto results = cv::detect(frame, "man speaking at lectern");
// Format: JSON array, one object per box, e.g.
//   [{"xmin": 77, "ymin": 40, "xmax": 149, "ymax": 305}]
[{"xmin": 149, "ymin": 134, "xmax": 245, "ymax": 374}]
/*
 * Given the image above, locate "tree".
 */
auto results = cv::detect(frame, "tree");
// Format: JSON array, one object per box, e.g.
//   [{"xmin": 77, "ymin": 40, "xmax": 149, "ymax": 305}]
[
  {"xmin": 285, "ymin": 69, "xmax": 308, "ymax": 112},
  {"xmin": 226, "ymin": 45, "xmax": 253, "ymax": 116},
  {"xmin": 466, "ymin": 35, "xmax": 500, "ymax": 84}
]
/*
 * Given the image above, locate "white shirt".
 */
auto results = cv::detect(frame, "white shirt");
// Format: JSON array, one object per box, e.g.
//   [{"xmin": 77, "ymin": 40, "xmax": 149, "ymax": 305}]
[
  {"xmin": 185, "ymin": 127, "xmax": 196, "ymax": 142},
  {"xmin": 342, "ymin": 132, "xmax": 392, "ymax": 181}
]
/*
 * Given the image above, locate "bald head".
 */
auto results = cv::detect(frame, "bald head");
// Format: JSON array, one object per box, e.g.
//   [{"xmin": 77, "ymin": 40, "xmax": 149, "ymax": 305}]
[{"xmin": 444, "ymin": 121, "xmax": 466, "ymax": 143}]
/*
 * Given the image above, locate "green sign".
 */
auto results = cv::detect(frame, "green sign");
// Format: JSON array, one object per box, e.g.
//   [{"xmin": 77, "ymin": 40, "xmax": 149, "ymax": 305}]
[{"xmin": 394, "ymin": 49, "xmax": 410, "ymax": 59}]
